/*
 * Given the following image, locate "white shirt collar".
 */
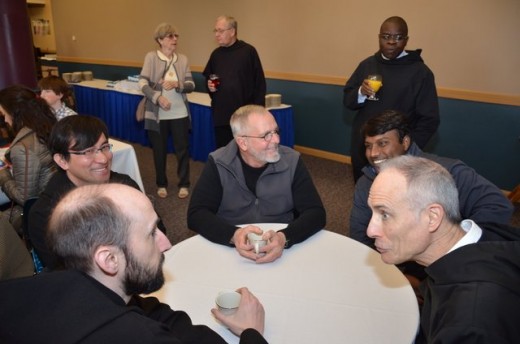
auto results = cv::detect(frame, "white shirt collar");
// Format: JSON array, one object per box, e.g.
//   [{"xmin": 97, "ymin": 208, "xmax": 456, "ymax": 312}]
[
  {"xmin": 381, "ymin": 50, "xmax": 408, "ymax": 60},
  {"xmin": 447, "ymin": 219, "xmax": 483, "ymax": 253},
  {"xmin": 157, "ymin": 50, "xmax": 177, "ymax": 63}
]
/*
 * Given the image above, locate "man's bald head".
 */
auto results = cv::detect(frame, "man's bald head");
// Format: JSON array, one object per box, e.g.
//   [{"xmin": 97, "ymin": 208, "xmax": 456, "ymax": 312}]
[{"xmin": 47, "ymin": 184, "xmax": 150, "ymax": 272}]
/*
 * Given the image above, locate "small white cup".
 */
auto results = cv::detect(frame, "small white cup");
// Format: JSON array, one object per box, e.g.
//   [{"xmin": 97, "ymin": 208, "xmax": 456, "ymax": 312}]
[
  {"xmin": 247, "ymin": 232, "xmax": 267, "ymax": 254},
  {"xmin": 215, "ymin": 291, "xmax": 241, "ymax": 315}
]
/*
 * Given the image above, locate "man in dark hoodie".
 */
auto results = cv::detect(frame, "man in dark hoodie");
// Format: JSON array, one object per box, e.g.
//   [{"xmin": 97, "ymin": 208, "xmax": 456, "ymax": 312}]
[
  {"xmin": 367, "ymin": 155, "xmax": 520, "ymax": 343},
  {"xmin": 351, "ymin": 110, "xmax": 514, "ymax": 249},
  {"xmin": 343, "ymin": 16, "xmax": 439, "ymax": 182}
]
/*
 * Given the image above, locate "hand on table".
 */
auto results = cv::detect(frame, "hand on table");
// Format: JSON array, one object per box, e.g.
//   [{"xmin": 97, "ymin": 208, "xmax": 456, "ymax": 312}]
[
  {"xmin": 233, "ymin": 226, "xmax": 286, "ymax": 263},
  {"xmin": 211, "ymin": 287, "xmax": 265, "ymax": 336}
]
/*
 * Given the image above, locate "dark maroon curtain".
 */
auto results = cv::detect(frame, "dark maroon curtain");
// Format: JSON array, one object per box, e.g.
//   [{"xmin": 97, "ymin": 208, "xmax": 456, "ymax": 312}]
[{"xmin": 0, "ymin": 0, "xmax": 37, "ymax": 89}]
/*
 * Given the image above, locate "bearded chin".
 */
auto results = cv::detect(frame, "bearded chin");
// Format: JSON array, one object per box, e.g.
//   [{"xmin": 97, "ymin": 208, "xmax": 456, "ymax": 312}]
[
  {"xmin": 123, "ymin": 253, "xmax": 166, "ymax": 295},
  {"xmin": 266, "ymin": 152, "xmax": 280, "ymax": 163}
]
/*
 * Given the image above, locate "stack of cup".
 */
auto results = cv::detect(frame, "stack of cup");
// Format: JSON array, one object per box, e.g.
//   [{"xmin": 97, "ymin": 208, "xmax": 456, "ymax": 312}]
[
  {"xmin": 265, "ymin": 94, "xmax": 282, "ymax": 108},
  {"xmin": 82, "ymin": 71, "xmax": 93, "ymax": 81},
  {"xmin": 71, "ymin": 72, "xmax": 83, "ymax": 83},
  {"xmin": 61, "ymin": 73, "xmax": 72, "ymax": 83}
]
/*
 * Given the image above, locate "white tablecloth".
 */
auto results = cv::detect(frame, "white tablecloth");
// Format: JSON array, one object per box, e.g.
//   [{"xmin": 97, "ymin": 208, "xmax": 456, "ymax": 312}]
[
  {"xmin": 110, "ymin": 139, "xmax": 144, "ymax": 192},
  {"xmin": 150, "ymin": 226, "xmax": 419, "ymax": 344},
  {"xmin": 76, "ymin": 79, "xmax": 291, "ymax": 110}
]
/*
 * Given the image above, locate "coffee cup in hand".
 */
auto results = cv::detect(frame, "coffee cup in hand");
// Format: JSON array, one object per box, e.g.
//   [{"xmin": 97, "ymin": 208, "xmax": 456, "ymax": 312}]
[
  {"xmin": 247, "ymin": 232, "xmax": 268, "ymax": 255},
  {"xmin": 215, "ymin": 291, "xmax": 241, "ymax": 315}
]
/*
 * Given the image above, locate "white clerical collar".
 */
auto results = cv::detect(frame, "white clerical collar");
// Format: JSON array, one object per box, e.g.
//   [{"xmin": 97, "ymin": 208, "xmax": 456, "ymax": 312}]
[
  {"xmin": 447, "ymin": 219, "xmax": 483, "ymax": 253},
  {"xmin": 381, "ymin": 50, "xmax": 408, "ymax": 60}
]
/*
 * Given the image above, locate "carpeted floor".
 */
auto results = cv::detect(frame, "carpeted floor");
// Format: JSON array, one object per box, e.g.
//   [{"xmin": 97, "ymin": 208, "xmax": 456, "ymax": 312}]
[{"xmin": 130, "ymin": 142, "xmax": 520, "ymax": 246}]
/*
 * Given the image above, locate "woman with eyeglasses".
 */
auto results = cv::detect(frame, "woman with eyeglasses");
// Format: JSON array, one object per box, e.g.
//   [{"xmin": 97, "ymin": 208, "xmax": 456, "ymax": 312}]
[
  {"xmin": 0, "ymin": 85, "xmax": 57, "ymax": 232},
  {"xmin": 138, "ymin": 23, "xmax": 195, "ymax": 200}
]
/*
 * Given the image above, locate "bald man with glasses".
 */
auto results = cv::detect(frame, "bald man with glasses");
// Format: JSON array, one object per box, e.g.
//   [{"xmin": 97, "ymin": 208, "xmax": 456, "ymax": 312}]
[{"xmin": 188, "ymin": 105, "xmax": 326, "ymax": 263}]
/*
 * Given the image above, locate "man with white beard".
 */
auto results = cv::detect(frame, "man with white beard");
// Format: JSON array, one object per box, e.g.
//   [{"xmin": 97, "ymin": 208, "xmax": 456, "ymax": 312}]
[{"xmin": 188, "ymin": 105, "xmax": 325, "ymax": 263}]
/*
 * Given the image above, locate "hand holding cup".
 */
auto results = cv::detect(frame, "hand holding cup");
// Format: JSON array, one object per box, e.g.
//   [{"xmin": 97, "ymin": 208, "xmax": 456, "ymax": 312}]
[
  {"xmin": 365, "ymin": 74, "xmax": 383, "ymax": 100},
  {"xmin": 208, "ymin": 74, "xmax": 220, "ymax": 92},
  {"xmin": 233, "ymin": 226, "xmax": 286, "ymax": 263},
  {"xmin": 212, "ymin": 287, "xmax": 265, "ymax": 336},
  {"xmin": 215, "ymin": 291, "xmax": 241, "ymax": 315},
  {"xmin": 247, "ymin": 232, "xmax": 268, "ymax": 255}
]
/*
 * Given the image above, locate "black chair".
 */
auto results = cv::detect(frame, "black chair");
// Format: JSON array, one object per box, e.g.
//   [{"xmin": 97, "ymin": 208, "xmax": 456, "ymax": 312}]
[{"xmin": 22, "ymin": 197, "xmax": 43, "ymax": 273}]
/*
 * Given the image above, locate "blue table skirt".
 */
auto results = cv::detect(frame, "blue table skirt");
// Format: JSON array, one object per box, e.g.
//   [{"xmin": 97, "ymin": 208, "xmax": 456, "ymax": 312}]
[{"xmin": 73, "ymin": 85, "xmax": 294, "ymax": 162}]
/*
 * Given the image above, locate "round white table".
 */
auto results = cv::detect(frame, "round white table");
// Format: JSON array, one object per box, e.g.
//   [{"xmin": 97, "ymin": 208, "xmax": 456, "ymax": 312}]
[
  {"xmin": 110, "ymin": 138, "xmax": 144, "ymax": 192},
  {"xmin": 151, "ymin": 225, "xmax": 419, "ymax": 344}
]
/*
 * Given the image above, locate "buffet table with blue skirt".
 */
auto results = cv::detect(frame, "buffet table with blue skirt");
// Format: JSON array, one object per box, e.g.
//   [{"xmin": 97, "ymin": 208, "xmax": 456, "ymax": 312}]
[{"xmin": 73, "ymin": 80, "xmax": 294, "ymax": 162}]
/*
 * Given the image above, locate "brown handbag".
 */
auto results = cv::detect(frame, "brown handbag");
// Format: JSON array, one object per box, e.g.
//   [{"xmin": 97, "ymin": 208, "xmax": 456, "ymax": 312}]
[{"xmin": 135, "ymin": 97, "xmax": 146, "ymax": 122}]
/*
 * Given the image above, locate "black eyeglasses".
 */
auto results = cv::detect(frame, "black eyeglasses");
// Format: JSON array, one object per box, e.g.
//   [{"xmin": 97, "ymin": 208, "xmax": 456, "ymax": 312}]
[
  {"xmin": 241, "ymin": 130, "xmax": 280, "ymax": 142},
  {"xmin": 68, "ymin": 143, "xmax": 113, "ymax": 158},
  {"xmin": 378, "ymin": 34, "xmax": 407, "ymax": 42}
]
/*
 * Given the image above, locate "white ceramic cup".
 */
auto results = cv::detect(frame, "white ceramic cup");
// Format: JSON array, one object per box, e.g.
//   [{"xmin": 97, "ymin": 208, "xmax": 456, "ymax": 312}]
[
  {"xmin": 215, "ymin": 291, "xmax": 241, "ymax": 315},
  {"xmin": 247, "ymin": 232, "xmax": 267, "ymax": 254}
]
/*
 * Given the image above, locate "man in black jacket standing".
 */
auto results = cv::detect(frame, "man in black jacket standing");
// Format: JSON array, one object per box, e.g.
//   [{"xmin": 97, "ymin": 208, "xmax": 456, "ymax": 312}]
[
  {"xmin": 204, "ymin": 15, "xmax": 266, "ymax": 148},
  {"xmin": 343, "ymin": 16, "xmax": 439, "ymax": 182}
]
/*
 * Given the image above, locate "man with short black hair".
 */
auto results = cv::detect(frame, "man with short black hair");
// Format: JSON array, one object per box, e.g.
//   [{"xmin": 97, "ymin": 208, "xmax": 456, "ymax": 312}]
[
  {"xmin": 350, "ymin": 110, "xmax": 513, "ymax": 248},
  {"xmin": 28, "ymin": 115, "xmax": 140, "ymax": 269}
]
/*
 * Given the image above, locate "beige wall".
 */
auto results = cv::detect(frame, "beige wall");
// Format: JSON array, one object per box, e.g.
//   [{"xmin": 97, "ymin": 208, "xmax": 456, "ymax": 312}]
[
  {"xmin": 28, "ymin": 0, "xmax": 56, "ymax": 53},
  {"xmin": 50, "ymin": 0, "xmax": 520, "ymax": 97}
]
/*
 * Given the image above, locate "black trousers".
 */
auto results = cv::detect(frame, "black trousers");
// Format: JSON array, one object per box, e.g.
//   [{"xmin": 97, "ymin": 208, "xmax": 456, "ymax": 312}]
[
  {"xmin": 214, "ymin": 125, "xmax": 234, "ymax": 149},
  {"xmin": 147, "ymin": 117, "xmax": 190, "ymax": 189}
]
